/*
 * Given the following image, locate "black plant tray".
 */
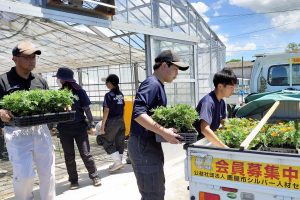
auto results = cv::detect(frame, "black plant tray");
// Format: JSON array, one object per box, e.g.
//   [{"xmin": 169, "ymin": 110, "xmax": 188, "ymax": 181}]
[
  {"xmin": 6, "ymin": 111, "xmax": 76, "ymax": 127},
  {"xmin": 257, "ymin": 146, "xmax": 300, "ymax": 154},
  {"xmin": 156, "ymin": 132, "xmax": 197, "ymax": 144}
]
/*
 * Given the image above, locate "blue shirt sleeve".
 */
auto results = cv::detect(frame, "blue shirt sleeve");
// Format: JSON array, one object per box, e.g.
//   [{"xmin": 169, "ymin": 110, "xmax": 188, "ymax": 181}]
[
  {"xmin": 78, "ymin": 89, "xmax": 91, "ymax": 107},
  {"xmin": 132, "ymin": 80, "xmax": 159, "ymax": 119},
  {"xmin": 199, "ymin": 102, "xmax": 213, "ymax": 125}
]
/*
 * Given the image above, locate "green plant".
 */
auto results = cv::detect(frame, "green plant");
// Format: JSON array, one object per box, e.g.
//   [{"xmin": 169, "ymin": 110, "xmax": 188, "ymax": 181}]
[
  {"xmin": 0, "ymin": 89, "xmax": 74, "ymax": 116},
  {"xmin": 216, "ymin": 118, "xmax": 261, "ymax": 149},
  {"xmin": 260, "ymin": 120, "xmax": 300, "ymax": 148},
  {"xmin": 216, "ymin": 118, "xmax": 300, "ymax": 149},
  {"xmin": 152, "ymin": 104, "xmax": 199, "ymax": 133}
]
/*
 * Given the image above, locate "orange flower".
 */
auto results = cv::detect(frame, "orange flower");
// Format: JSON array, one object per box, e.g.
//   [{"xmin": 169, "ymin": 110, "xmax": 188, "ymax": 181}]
[{"xmin": 271, "ymin": 132, "xmax": 278, "ymax": 137}]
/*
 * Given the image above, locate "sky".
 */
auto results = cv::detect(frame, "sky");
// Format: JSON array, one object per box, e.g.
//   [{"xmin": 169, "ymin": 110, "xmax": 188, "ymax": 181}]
[{"xmin": 189, "ymin": 0, "xmax": 300, "ymax": 61}]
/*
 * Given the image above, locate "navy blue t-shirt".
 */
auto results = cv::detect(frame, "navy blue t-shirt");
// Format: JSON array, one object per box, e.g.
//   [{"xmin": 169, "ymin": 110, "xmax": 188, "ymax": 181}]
[
  {"xmin": 195, "ymin": 91, "xmax": 226, "ymax": 132},
  {"xmin": 103, "ymin": 90, "xmax": 124, "ymax": 119},
  {"xmin": 57, "ymin": 88, "xmax": 91, "ymax": 134},
  {"xmin": 130, "ymin": 75, "xmax": 167, "ymax": 137},
  {"xmin": 61, "ymin": 88, "xmax": 90, "ymax": 125}
]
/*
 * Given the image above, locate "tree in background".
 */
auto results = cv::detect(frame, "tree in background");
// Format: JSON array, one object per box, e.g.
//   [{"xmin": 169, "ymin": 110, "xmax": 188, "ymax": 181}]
[
  {"xmin": 226, "ymin": 59, "xmax": 241, "ymax": 63},
  {"xmin": 286, "ymin": 42, "xmax": 300, "ymax": 53}
]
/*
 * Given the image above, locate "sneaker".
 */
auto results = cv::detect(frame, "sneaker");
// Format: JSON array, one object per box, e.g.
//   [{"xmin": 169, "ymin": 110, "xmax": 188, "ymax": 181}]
[
  {"xmin": 0, "ymin": 169, "xmax": 7, "ymax": 176},
  {"xmin": 70, "ymin": 182, "xmax": 79, "ymax": 190},
  {"xmin": 108, "ymin": 162, "xmax": 125, "ymax": 169},
  {"xmin": 108, "ymin": 161, "xmax": 123, "ymax": 173},
  {"xmin": 92, "ymin": 177, "xmax": 101, "ymax": 187}
]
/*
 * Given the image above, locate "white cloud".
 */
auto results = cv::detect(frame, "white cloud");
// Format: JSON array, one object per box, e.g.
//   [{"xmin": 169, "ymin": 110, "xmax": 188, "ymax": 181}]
[
  {"xmin": 212, "ymin": 0, "xmax": 226, "ymax": 10},
  {"xmin": 213, "ymin": 11, "xmax": 220, "ymax": 17},
  {"xmin": 211, "ymin": 25, "xmax": 220, "ymax": 31},
  {"xmin": 212, "ymin": 0, "xmax": 226, "ymax": 17},
  {"xmin": 229, "ymin": 0, "xmax": 297, "ymax": 11},
  {"xmin": 271, "ymin": 12, "xmax": 300, "ymax": 31},
  {"xmin": 217, "ymin": 33, "xmax": 229, "ymax": 44},
  {"xmin": 226, "ymin": 42, "xmax": 257, "ymax": 56},
  {"xmin": 229, "ymin": 0, "xmax": 300, "ymax": 31},
  {"xmin": 191, "ymin": 2, "xmax": 210, "ymax": 22}
]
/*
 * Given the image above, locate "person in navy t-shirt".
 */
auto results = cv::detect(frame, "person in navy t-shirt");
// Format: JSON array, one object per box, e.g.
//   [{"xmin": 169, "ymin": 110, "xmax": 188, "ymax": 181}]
[
  {"xmin": 54, "ymin": 67, "xmax": 101, "ymax": 189},
  {"xmin": 99, "ymin": 74, "xmax": 125, "ymax": 173},
  {"xmin": 128, "ymin": 50, "xmax": 189, "ymax": 200},
  {"xmin": 195, "ymin": 68, "xmax": 237, "ymax": 148}
]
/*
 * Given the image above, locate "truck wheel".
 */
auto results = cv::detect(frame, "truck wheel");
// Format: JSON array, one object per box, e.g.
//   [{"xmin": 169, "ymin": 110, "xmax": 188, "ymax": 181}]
[{"xmin": 96, "ymin": 135, "xmax": 104, "ymax": 146}]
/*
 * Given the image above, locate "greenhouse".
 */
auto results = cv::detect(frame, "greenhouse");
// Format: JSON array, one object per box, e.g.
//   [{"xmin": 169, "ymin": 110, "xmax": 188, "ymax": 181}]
[
  {"xmin": 0, "ymin": 0, "xmax": 225, "ymax": 198},
  {"xmin": 0, "ymin": 0, "xmax": 225, "ymax": 114}
]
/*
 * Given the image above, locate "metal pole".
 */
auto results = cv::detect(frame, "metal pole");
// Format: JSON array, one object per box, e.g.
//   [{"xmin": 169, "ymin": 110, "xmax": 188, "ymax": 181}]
[
  {"xmin": 241, "ymin": 56, "xmax": 244, "ymax": 104},
  {"xmin": 170, "ymin": 0, "xmax": 173, "ymax": 31},
  {"xmin": 126, "ymin": 0, "xmax": 129, "ymax": 23},
  {"xmin": 187, "ymin": 4, "xmax": 190, "ymax": 35}
]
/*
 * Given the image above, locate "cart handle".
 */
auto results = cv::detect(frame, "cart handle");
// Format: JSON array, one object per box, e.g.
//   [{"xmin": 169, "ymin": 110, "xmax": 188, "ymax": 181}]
[{"xmin": 240, "ymin": 101, "xmax": 280, "ymax": 151}]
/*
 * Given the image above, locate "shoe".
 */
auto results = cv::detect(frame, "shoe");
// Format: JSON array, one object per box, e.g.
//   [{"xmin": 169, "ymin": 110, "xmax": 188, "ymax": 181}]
[
  {"xmin": 1, "ymin": 152, "xmax": 8, "ymax": 161},
  {"xmin": 70, "ymin": 182, "xmax": 79, "ymax": 190},
  {"xmin": 126, "ymin": 157, "xmax": 131, "ymax": 164},
  {"xmin": 108, "ymin": 163, "xmax": 125, "ymax": 169},
  {"xmin": 92, "ymin": 177, "xmax": 101, "ymax": 187},
  {"xmin": 108, "ymin": 163, "xmax": 114, "ymax": 169},
  {"xmin": 0, "ymin": 169, "xmax": 7, "ymax": 176},
  {"xmin": 108, "ymin": 161, "xmax": 123, "ymax": 173}
]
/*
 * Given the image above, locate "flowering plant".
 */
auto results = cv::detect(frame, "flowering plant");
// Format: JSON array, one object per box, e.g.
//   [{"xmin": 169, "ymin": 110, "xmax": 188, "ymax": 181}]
[
  {"xmin": 216, "ymin": 118, "xmax": 261, "ymax": 149},
  {"xmin": 260, "ymin": 120, "xmax": 300, "ymax": 148},
  {"xmin": 216, "ymin": 118, "xmax": 300, "ymax": 149}
]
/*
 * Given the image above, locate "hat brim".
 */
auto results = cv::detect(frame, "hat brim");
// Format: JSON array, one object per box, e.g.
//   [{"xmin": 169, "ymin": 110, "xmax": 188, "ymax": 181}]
[
  {"xmin": 53, "ymin": 75, "xmax": 76, "ymax": 82},
  {"xmin": 101, "ymin": 77, "xmax": 107, "ymax": 82},
  {"xmin": 171, "ymin": 61, "xmax": 189, "ymax": 71},
  {"xmin": 22, "ymin": 49, "xmax": 41, "ymax": 55}
]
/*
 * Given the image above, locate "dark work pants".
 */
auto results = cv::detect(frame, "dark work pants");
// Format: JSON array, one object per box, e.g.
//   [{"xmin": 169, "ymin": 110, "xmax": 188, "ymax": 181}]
[
  {"xmin": 0, "ymin": 133, "xmax": 4, "ymax": 158},
  {"xmin": 59, "ymin": 132, "xmax": 99, "ymax": 183},
  {"xmin": 101, "ymin": 117, "xmax": 125, "ymax": 155},
  {"xmin": 128, "ymin": 135, "xmax": 165, "ymax": 200}
]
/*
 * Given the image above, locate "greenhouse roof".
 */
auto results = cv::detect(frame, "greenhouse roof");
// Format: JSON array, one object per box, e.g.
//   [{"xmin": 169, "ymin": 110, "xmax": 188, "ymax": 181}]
[
  {"xmin": 0, "ymin": 11, "xmax": 145, "ymax": 74},
  {"xmin": 0, "ymin": 0, "xmax": 225, "ymax": 74}
]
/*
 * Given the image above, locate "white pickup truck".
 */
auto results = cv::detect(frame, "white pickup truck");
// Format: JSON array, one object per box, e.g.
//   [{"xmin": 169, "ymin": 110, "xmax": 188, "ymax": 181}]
[
  {"xmin": 250, "ymin": 52, "xmax": 300, "ymax": 93},
  {"xmin": 184, "ymin": 53, "xmax": 300, "ymax": 200}
]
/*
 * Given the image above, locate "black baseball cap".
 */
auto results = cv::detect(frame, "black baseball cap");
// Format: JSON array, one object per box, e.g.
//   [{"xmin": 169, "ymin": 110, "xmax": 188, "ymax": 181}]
[
  {"xmin": 53, "ymin": 67, "xmax": 76, "ymax": 82},
  {"xmin": 155, "ymin": 50, "xmax": 189, "ymax": 71}
]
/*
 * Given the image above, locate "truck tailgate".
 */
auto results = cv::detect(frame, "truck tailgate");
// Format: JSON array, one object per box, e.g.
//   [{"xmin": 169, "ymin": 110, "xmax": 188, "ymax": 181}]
[{"xmin": 185, "ymin": 140, "xmax": 300, "ymax": 199}]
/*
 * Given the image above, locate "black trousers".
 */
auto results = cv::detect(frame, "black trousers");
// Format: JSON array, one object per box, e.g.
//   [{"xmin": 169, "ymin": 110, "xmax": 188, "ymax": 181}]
[
  {"xmin": 128, "ymin": 135, "xmax": 165, "ymax": 200},
  {"xmin": 101, "ymin": 117, "xmax": 125, "ymax": 155},
  {"xmin": 59, "ymin": 132, "xmax": 99, "ymax": 183},
  {"xmin": 0, "ymin": 132, "xmax": 4, "ymax": 159}
]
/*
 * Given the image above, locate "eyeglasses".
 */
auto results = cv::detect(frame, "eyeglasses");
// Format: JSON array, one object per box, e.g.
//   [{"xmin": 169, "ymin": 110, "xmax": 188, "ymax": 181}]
[{"xmin": 17, "ymin": 55, "xmax": 38, "ymax": 60}]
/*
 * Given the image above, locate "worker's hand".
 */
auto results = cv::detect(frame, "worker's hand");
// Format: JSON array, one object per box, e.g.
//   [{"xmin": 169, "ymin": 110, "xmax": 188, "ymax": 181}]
[
  {"xmin": 64, "ymin": 105, "xmax": 72, "ymax": 111},
  {"xmin": 51, "ymin": 128, "xmax": 59, "ymax": 136},
  {"xmin": 161, "ymin": 128, "xmax": 182, "ymax": 144},
  {"xmin": 0, "ymin": 109, "xmax": 12, "ymax": 123},
  {"xmin": 87, "ymin": 128, "xmax": 96, "ymax": 135},
  {"xmin": 99, "ymin": 126, "xmax": 105, "ymax": 135}
]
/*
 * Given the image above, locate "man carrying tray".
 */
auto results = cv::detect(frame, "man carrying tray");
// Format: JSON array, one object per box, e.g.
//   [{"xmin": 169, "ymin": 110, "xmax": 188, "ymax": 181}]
[{"xmin": 0, "ymin": 40, "xmax": 55, "ymax": 200}]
